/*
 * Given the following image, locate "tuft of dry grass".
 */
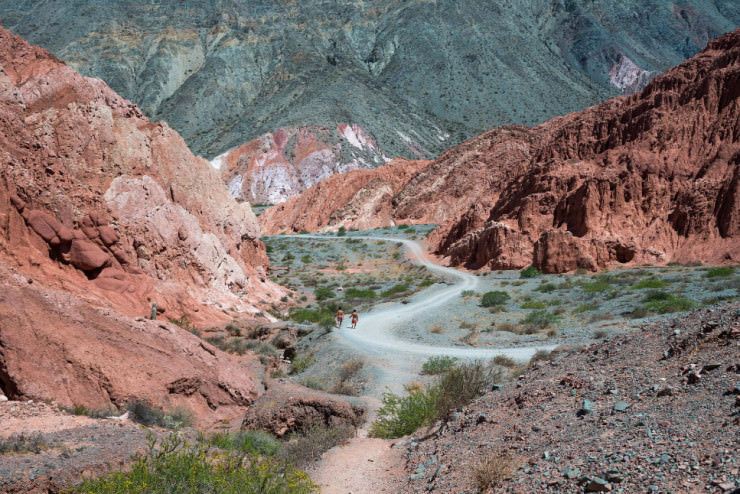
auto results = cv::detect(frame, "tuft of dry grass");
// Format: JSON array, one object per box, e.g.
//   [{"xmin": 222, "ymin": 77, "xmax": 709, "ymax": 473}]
[
  {"xmin": 429, "ymin": 323, "xmax": 444, "ymax": 334},
  {"xmin": 469, "ymin": 451, "xmax": 521, "ymax": 492}
]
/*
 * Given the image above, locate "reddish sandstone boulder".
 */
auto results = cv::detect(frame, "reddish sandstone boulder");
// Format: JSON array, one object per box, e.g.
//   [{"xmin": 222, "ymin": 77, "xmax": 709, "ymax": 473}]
[{"xmin": 63, "ymin": 238, "xmax": 110, "ymax": 271}]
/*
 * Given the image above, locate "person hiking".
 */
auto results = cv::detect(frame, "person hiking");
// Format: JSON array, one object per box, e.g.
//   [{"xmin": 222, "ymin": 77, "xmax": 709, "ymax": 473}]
[
  {"xmin": 336, "ymin": 307, "xmax": 344, "ymax": 328},
  {"xmin": 351, "ymin": 309, "xmax": 359, "ymax": 329}
]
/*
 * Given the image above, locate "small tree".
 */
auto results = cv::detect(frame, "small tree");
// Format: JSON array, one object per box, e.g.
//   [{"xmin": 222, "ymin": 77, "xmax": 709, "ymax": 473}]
[{"xmin": 481, "ymin": 291, "xmax": 510, "ymax": 307}]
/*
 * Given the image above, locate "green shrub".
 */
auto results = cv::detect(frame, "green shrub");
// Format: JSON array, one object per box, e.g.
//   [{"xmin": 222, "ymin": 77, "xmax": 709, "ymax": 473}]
[
  {"xmin": 381, "ymin": 283, "xmax": 410, "ymax": 297},
  {"xmin": 0, "ymin": 433, "xmax": 49, "ymax": 455},
  {"xmin": 370, "ymin": 362, "xmax": 490, "ymax": 438},
  {"xmin": 521, "ymin": 301, "xmax": 546, "ymax": 309},
  {"xmin": 421, "ymin": 356, "xmax": 459, "ymax": 375},
  {"xmin": 534, "ymin": 283, "xmax": 557, "ymax": 293},
  {"xmin": 369, "ymin": 387, "xmax": 439, "ymax": 438},
  {"xmin": 625, "ymin": 306, "xmax": 649, "ymax": 318},
  {"xmin": 73, "ymin": 434, "xmax": 316, "ymax": 494},
  {"xmin": 705, "ymin": 266, "xmax": 735, "ymax": 278},
  {"xmin": 344, "ymin": 288, "xmax": 377, "ymax": 299},
  {"xmin": 520, "ymin": 310, "xmax": 558, "ymax": 330},
  {"xmin": 225, "ymin": 324, "xmax": 241, "ymax": 337},
  {"xmin": 337, "ymin": 226, "xmax": 347, "ymax": 237},
  {"xmin": 418, "ymin": 279, "xmax": 435, "ymax": 288},
  {"xmin": 520, "ymin": 266, "xmax": 542, "ymax": 279},
  {"xmin": 644, "ymin": 294, "xmax": 695, "ymax": 314},
  {"xmin": 461, "ymin": 289, "xmax": 476, "ymax": 297},
  {"xmin": 206, "ymin": 430, "xmax": 281, "ymax": 457},
  {"xmin": 581, "ymin": 280, "xmax": 613, "ymax": 293},
  {"xmin": 314, "ymin": 286, "xmax": 335, "ymax": 301},
  {"xmin": 126, "ymin": 401, "xmax": 193, "ymax": 429},
  {"xmin": 631, "ymin": 277, "xmax": 669, "ymax": 290},
  {"xmin": 290, "ymin": 354, "xmax": 315, "ymax": 375},
  {"xmin": 480, "ymin": 291, "xmax": 510, "ymax": 307},
  {"xmin": 290, "ymin": 307, "xmax": 337, "ymax": 329}
]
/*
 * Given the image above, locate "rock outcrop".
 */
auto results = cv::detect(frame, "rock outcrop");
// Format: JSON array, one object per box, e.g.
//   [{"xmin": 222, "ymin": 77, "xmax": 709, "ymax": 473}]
[
  {"xmin": 260, "ymin": 28, "xmax": 740, "ymax": 271},
  {"xmin": 0, "ymin": 26, "xmax": 281, "ymax": 421},
  {"xmin": 241, "ymin": 381, "xmax": 365, "ymax": 437},
  {"xmin": 211, "ymin": 124, "xmax": 389, "ymax": 205}
]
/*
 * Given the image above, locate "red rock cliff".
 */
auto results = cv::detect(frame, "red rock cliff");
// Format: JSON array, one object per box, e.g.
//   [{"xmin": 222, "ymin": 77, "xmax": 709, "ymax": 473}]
[
  {"xmin": 260, "ymin": 28, "xmax": 740, "ymax": 271},
  {"xmin": 0, "ymin": 26, "xmax": 281, "ymax": 421}
]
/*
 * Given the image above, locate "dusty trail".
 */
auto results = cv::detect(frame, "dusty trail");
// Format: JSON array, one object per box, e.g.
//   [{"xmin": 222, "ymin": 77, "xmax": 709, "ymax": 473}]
[
  {"xmin": 305, "ymin": 235, "xmax": 556, "ymax": 396},
  {"xmin": 301, "ymin": 235, "xmax": 555, "ymax": 493}
]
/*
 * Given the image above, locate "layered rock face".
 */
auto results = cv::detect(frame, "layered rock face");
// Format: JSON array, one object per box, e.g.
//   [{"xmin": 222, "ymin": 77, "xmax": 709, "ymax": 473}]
[
  {"xmin": 261, "ymin": 28, "xmax": 740, "ymax": 271},
  {"xmin": 0, "ymin": 26, "xmax": 280, "ymax": 420},
  {"xmin": 212, "ymin": 124, "xmax": 389, "ymax": 205},
  {"xmin": 2, "ymin": 0, "xmax": 737, "ymax": 164}
]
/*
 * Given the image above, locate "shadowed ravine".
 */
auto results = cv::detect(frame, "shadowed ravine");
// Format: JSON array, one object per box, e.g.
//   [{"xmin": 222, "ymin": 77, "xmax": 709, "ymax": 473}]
[{"xmin": 300, "ymin": 235, "xmax": 556, "ymax": 397}]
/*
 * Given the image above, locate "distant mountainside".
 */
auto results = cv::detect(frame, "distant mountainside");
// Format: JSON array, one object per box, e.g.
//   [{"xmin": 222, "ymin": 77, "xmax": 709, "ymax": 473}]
[
  {"xmin": 259, "ymin": 27, "xmax": 740, "ymax": 272},
  {"xmin": 2, "ymin": 0, "xmax": 738, "ymax": 168}
]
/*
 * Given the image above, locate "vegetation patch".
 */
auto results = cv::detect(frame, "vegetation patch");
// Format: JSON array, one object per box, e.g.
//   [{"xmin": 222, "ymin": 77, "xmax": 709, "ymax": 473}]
[
  {"xmin": 126, "ymin": 401, "xmax": 193, "ymax": 429},
  {"xmin": 480, "ymin": 291, "xmax": 510, "ymax": 307},
  {"xmin": 520, "ymin": 266, "xmax": 542, "ymax": 279},
  {"xmin": 643, "ymin": 291, "xmax": 695, "ymax": 314},
  {"xmin": 705, "ymin": 266, "xmax": 735, "ymax": 278},
  {"xmin": 469, "ymin": 451, "xmax": 521, "ymax": 492},
  {"xmin": 572, "ymin": 303, "xmax": 599, "ymax": 314},
  {"xmin": 344, "ymin": 288, "xmax": 377, "ymax": 299},
  {"xmin": 421, "ymin": 355, "xmax": 459, "ymax": 375},
  {"xmin": 72, "ymin": 434, "xmax": 316, "ymax": 494},
  {"xmin": 521, "ymin": 300, "xmax": 546, "ymax": 309},
  {"xmin": 381, "ymin": 283, "xmax": 410, "ymax": 297},
  {"xmin": 520, "ymin": 310, "xmax": 558, "ymax": 330},
  {"xmin": 631, "ymin": 277, "xmax": 669, "ymax": 290},
  {"xmin": 0, "ymin": 433, "xmax": 50, "ymax": 455}
]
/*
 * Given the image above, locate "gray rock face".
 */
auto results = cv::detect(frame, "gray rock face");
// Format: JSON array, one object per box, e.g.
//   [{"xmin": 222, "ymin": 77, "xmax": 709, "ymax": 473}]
[{"xmin": 2, "ymin": 0, "xmax": 739, "ymax": 162}]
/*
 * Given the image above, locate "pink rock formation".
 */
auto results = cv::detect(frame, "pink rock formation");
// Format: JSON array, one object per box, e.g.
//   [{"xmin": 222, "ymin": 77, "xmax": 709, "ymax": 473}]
[{"xmin": 0, "ymin": 26, "xmax": 285, "ymax": 422}]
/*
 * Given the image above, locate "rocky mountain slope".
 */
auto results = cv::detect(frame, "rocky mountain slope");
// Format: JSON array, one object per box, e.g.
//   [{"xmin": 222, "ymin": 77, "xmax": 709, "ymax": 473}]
[
  {"xmin": 0, "ymin": 25, "xmax": 283, "ymax": 423},
  {"xmin": 260, "ymin": 27, "xmax": 740, "ymax": 272},
  {"xmin": 402, "ymin": 302, "xmax": 740, "ymax": 493},
  {"xmin": 2, "ymin": 1, "xmax": 739, "ymax": 203}
]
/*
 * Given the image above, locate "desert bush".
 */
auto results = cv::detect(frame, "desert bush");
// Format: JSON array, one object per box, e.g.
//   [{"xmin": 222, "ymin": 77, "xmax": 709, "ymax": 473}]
[
  {"xmin": 491, "ymin": 355, "xmax": 517, "ymax": 368},
  {"xmin": 459, "ymin": 321, "xmax": 475, "ymax": 329},
  {"xmin": 418, "ymin": 279, "xmax": 435, "ymax": 288},
  {"xmin": 225, "ymin": 324, "xmax": 242, "ymax": 337},
  {"xmin": 469, "ymin": 451, "xmax": 521, "ymax": 492},
  {"xmin": 433, "ymin": 362, "xmax": 490, "ymax": 422},
  {"xmin": 535, "ymin": 282, "xmax": 557, "ymax": 293},
  {"xmin": 429, "ymin": 323, "xmax": 444, "ymax": 334},
  {"xmin": 421, "ymin": 355, "xmax": 459, "ymax": 375},
  {"xmin": 644, "ymin": 294, "xmax": 695, "ymax": 313},
  {"xmin": 0, "ymin": 433, "xmax": 49, "ymax": 455},
  {"xmin": 369, "ymin": 387, "xmax": 440, "ymax": 438},
  {"xmin": 572, "ymin": 303, "xmax": 599, "ymax": 314},
  {"xmin": 529, "ymin": 350, "xmax": 554, "ymax": 364},
  {"xmin": 581, "ymin": 280, "xmax": 613, "ymax": 293},
  {"xmin": 280, "ymin": 422, "xmax": 356, "ymax": 468},
  {"xmin": 68, "ymin": 404, "xmax": 119, "ymax": 419},
  {"xmin": 631, "ymin": 277, "xmax": 669, "ymax": 290},
  {"xmin": 381, "ymin": 283, "xmax": 410, "ymax": 297},
  {"xmin": 625, "ymin": 306, "xmax": 649, "ymax": 318},
  {"xmin": 496, "ymin": 322, "xmax": 524, "ymax": 334},
  {"xmin": 520, "ymin": 266, "xmax": 542, "ymax": 278},
  {"xmin": 314, "ymin": 286, "xmax": 335, "ymax": 301},
  {"xmin": 344, "ymin": 288, "xmax": 377, "ymax": 299},
  {"xmin": 126, "ymin": 401, "xmax": 193, "ymax": 429},
  {"xmin": 588, "ymin": 313, "xmax": 613, "ymax": 323},
  {"xmin": 289, "ymin": 354, "xmax": 315, "ymax": 375},
  {"xmin": 480, "ymin": 291, "xmax": 510, "ymax": 307},
  {"xmin": 461, "ymin": 289, "xmax": 476, "ymax": 297},
  {"xmin": 73, "ymin": 434, "xmax": 316, "ymax": 494},
  {"xmin": 206, "ymin": 430, "xmax": 281, "ymax": 457},
  {"xmin": 520, "ymin": 310, "xmax": 557, "ymax": 330},
  {"xmin": 705, "ymin": 266, "xmax": 735, "ymax": 278},
  {"xmin": 270, "ymin": 369, "xmax": 285, "ymax": 378},
  {"xmin": 299, "ymin": 377, "xmax": 327, "ymax": 391},
  {"xmin": 521, "ymin": 300, "xmax": 546, "ymax": 309},
  {"xmin": 290, "ymin": 306, "xmax": 336, "ymax": 329},
  {"xmin": 593, "ymin": 330, "xmax": 609, "ymax": 339},
  {"xmin": 168, "ymin": 314, "xmax": 196, "ymax": 331},
  {"xmin": 337, "ymin": 360, "xmax": 364, "ymax": 382},
  {"xmin": 337, "ymin": 226, "xmax": 347, "ymax": 236}
]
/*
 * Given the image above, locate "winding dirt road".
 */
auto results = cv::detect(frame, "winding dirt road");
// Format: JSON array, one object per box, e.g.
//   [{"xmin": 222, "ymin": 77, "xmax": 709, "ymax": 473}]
[{"xmin": 321, "ymin": 236, "xmax": 556, "ymax": 395}]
